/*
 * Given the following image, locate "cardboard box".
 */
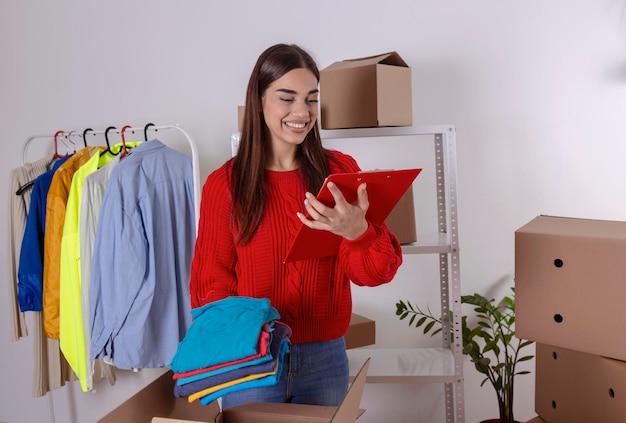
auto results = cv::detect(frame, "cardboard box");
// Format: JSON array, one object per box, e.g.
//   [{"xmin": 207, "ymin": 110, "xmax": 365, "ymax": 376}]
[
  {"xmin": 385, "ymin": 185, "xmax": 417, "ymax": 244},
  {"xmin": 535, "ymin": 343, "xmax": 626, "ymax": 423},
  {"xmin": 152, "ymin": 359, "xmax": 370, "ymax": 423},
  {"xmin": 99, "ymin": 370, "xmax": 220, "ymax": 423},
  {"xmin": 320, "ymin": 52, "xmax": 412, "ymax": 130},
  {"xmin": 237, "ymin": 106, "xmax": 245, "ymax": 133},
  {"xmin": 345, "ymin": 313, "xmax": 375, "ymax": 349},
  {"xmin": 515, "ymin": 215, "xmax": 626, "ymax": 361}
]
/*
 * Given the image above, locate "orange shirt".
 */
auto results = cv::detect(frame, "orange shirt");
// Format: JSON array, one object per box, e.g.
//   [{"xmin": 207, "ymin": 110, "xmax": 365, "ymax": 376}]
[{"xmin": 43, "ymin": 146, "xmax": 102, "ymax": 339}]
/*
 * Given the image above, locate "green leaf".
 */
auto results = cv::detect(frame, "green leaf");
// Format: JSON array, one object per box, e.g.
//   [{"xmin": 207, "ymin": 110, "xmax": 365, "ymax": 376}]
[
  {"xmin": 493, "ymin": 363, "xmax": 506, "ymax": 372},
  {"xmin": 519, "ymin": 340, "xmax": 534, "ymax": 348},
  {"xmin": 416, "ymin": 316, "xmax": 427, "ymax": 328},
  {"xmin": 504, "ymin": 296, "xmax": 514, "ymax": 308}
]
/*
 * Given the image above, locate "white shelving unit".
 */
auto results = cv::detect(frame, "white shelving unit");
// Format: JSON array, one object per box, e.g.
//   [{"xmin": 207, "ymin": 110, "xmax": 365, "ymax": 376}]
[{"xmin": 320, "ymin": 125, "xmax": 465, "ymax": 423}]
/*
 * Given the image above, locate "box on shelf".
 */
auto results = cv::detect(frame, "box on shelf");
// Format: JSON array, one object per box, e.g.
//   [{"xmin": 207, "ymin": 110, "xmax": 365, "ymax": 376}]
[
  {"xmin": 237, "ymin": 105, "xmax": 245, "ymax": 133},
  {"xmin": 535, "ymin": 343, "xmax": 626, "ymax": 423},
  {"xmin": 385, "ymin": 185, "xmax": 417, "ymax": 244},
  {"xmin": 320, "ymin": 52, "xmax": 412, "ymax": 130},
  {"xmin": 152, "ymin": 359, "xmax": 371, "ymax": 423},
  {"xmin": 345, "ymin": 313, "xmax": 375, "ymax": 349},
  {"xmin": 515, "ymin": 215, "xmax": 626, "ymax": 361}
]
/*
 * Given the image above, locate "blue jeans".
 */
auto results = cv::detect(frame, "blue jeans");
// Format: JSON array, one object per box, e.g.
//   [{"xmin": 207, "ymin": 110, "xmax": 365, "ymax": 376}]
[{"xmin": 221, "ymin": 336, "xmax": 349, "ymax": 408}]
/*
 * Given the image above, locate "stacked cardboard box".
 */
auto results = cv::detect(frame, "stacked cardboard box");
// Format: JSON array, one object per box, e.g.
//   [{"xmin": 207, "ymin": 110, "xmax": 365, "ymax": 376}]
[{"xmin": 515, "ymin": 215, "xmax": 626, "ymax": 423}]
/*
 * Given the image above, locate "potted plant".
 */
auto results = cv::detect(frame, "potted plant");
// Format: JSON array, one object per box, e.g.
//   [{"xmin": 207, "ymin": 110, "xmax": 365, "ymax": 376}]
[{"xmin": 395, "ymin": 288, "xmax": 533, "ymax": 423}]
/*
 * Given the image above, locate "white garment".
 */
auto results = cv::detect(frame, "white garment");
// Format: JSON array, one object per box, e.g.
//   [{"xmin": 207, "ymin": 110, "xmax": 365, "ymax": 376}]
[{"xmin": 79, "ymin": 155, "xmax": 120, "ymax": 390}]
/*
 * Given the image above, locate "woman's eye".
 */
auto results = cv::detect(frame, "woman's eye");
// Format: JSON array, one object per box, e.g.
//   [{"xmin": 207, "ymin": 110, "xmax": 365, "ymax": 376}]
[
  {"xmin": 307, "ymin": 99, "xmax": 319, "ymax": 104},
  {"xmin": 280, "ymin": 98, "xmax": 295, "ymax": 103}
]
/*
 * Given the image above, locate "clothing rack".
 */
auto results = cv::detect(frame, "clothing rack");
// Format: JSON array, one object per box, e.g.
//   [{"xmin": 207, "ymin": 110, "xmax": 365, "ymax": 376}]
[
  {"xmin": 21, "ymin": 124, "xmax": 201, "ymax": 227},
  {"xmin": 18, "ymin": 124, "xmax": 201, "ymax": 423}
]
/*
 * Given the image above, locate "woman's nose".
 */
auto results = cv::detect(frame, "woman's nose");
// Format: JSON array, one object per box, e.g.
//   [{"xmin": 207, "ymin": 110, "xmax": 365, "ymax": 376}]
[{"xmin": 292, "ymin": 101, "xmax": 309, "ymax": 117}]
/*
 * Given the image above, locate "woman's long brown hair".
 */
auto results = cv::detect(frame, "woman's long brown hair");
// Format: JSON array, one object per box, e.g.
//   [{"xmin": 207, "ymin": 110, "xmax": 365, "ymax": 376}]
[{"xmin": 230, "ymin": 44, "xmax": 333, "ymax": 245}]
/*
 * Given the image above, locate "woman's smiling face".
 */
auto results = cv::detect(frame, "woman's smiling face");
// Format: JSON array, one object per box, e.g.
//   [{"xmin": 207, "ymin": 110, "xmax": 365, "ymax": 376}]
[{"xmin": 261, "ymin": 67, "xmax": 319, "ymax": 150}]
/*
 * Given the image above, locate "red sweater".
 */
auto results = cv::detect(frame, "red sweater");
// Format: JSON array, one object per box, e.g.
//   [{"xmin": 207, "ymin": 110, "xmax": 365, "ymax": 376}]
[{"xmin": 189, "ymin": 150, "xmax": 402, "ymax": 344}]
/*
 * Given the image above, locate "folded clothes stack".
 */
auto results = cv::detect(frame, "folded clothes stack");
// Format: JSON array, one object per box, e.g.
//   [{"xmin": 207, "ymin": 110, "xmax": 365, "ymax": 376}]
[{"xmin": 169, "ymin": 296, "xmax": 291, "ymax": 405}]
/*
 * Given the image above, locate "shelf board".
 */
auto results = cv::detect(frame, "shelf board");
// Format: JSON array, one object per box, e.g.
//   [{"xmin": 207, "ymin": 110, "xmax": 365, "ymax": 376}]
[
  {"xmin": 400, "ymin": 233, "xmax": 454, "ymax": 254},
  {"xmin": 347, "ymin": 347, "xmax": 457, "ymax": 383},
  {"xmin": 320, "ymin": 125, "xmax": 455, "ymax": 140}
]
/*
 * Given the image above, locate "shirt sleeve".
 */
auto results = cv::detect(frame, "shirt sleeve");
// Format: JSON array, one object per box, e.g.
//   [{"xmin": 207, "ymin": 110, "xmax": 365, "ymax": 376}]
[
  {"xmin": 338, "ymin": 221, "xmax": 403, "ymax": 287},
  {"xmin": 89, "ymin": 177, "xmax": 147, "ymax": 360}
]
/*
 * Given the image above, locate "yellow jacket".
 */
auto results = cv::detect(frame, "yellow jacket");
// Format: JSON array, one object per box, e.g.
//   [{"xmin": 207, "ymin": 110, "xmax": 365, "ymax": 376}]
[{"xmin": 59, "ymin": 143, "xmax": 140, "ymax": 391}]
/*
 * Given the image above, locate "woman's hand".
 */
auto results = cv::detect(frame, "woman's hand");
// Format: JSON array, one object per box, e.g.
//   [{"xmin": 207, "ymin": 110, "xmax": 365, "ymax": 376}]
[{"xmin": 296, "ymin": 181, "xmax": 369, "ymax": 240}]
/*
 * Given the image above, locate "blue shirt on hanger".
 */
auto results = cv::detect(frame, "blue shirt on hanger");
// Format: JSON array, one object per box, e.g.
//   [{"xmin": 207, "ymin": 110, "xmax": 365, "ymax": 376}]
[
  {"xmin": 89, "ymin": 140, "xmax": 196, "ymax": 370},
  {"xmin": 18, "ymin": 155, "xmax": 71, "ymax": 312}
]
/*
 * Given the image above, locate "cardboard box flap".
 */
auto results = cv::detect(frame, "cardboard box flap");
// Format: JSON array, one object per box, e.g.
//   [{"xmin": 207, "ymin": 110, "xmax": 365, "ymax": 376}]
[
  {"xmin": 324, "ymin": 52, "xmax": 407, "ymax": 71},
  {"xmin": 100, "ymin": 370, "xmax": 219, "ymax": 423},
  {"xmin": 331, "ymin": 357, "xmax": 369, "ymax": 422},
  {"xmin": 221, "ymin": 358, "xmax": 370, "ymax": 423}
]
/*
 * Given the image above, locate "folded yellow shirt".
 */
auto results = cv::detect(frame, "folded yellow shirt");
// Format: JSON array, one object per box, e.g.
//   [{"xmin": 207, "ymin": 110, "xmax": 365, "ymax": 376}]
[{"xmin": 188, "ymin": 360, "xmax": 279, "ymax": 403}]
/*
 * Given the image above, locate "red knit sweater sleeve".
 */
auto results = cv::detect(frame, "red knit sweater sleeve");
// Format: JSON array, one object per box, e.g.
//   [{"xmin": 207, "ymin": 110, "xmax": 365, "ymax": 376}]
[
  {"xmin": 327, "ymin": 150, "xmax": 403, "ymax": 287},
  {"xmin": 189, "ymin": 162, "xmax": 237, "ymax": 309}
]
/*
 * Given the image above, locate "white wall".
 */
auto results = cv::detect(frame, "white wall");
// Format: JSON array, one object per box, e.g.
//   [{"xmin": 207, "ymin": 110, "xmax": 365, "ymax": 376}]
[{"xmin": 2, "ymin": 1, "xmax": 626, "ymax": 422}]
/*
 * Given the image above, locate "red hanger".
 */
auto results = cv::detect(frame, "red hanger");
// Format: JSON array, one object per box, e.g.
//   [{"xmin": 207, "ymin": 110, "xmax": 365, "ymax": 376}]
[
  {"xmin": 120, "ymin": 125, "xmax": 132, "ymax": 158},
  {"xmin": 53, "ymin": 130, "xmax": 66, "ymax": 159}
]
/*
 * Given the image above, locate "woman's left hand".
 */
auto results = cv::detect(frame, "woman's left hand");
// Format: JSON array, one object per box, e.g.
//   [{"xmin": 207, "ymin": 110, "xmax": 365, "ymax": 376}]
[{"xmin": 297, "ymin": 181, "xmax": 369, "ymax": 240}]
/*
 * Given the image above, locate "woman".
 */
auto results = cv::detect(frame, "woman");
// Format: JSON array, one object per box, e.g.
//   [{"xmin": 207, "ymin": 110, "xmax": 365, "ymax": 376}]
[{"xmin": 189, "ymin": 43, "xmax": 402, "ymax": 408}]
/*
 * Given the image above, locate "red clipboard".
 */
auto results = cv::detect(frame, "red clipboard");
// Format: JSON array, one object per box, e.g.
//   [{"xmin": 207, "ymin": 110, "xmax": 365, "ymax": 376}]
[{"xmin": 284, "ymin": 168, "xmax": 422, "ymax": 262}]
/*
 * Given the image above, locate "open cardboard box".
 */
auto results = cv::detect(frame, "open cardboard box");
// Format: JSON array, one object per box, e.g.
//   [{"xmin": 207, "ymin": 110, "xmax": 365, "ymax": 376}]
[
  {"xmin": 152, "ymin": 358, "xmax": 370, "ymax": 423},
  {"xmin": 319, "ymin": 52, "xmax": 412, "ymax": 129},
  {"xmin": 101, "ymin": 317, "xmax": 373, "ymax": 423}
]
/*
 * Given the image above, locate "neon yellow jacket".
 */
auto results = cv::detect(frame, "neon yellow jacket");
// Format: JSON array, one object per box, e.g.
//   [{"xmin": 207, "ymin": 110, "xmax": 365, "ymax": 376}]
[{"xmin": 59, "ymin": 142, "xmax": 140, "ymax": 392}]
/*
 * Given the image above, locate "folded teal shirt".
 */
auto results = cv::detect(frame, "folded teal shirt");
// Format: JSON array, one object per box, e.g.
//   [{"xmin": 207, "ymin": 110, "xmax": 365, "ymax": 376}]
[{"xmin": 170, "ymin": 296, "xmax": 280, "ymax": 373}]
